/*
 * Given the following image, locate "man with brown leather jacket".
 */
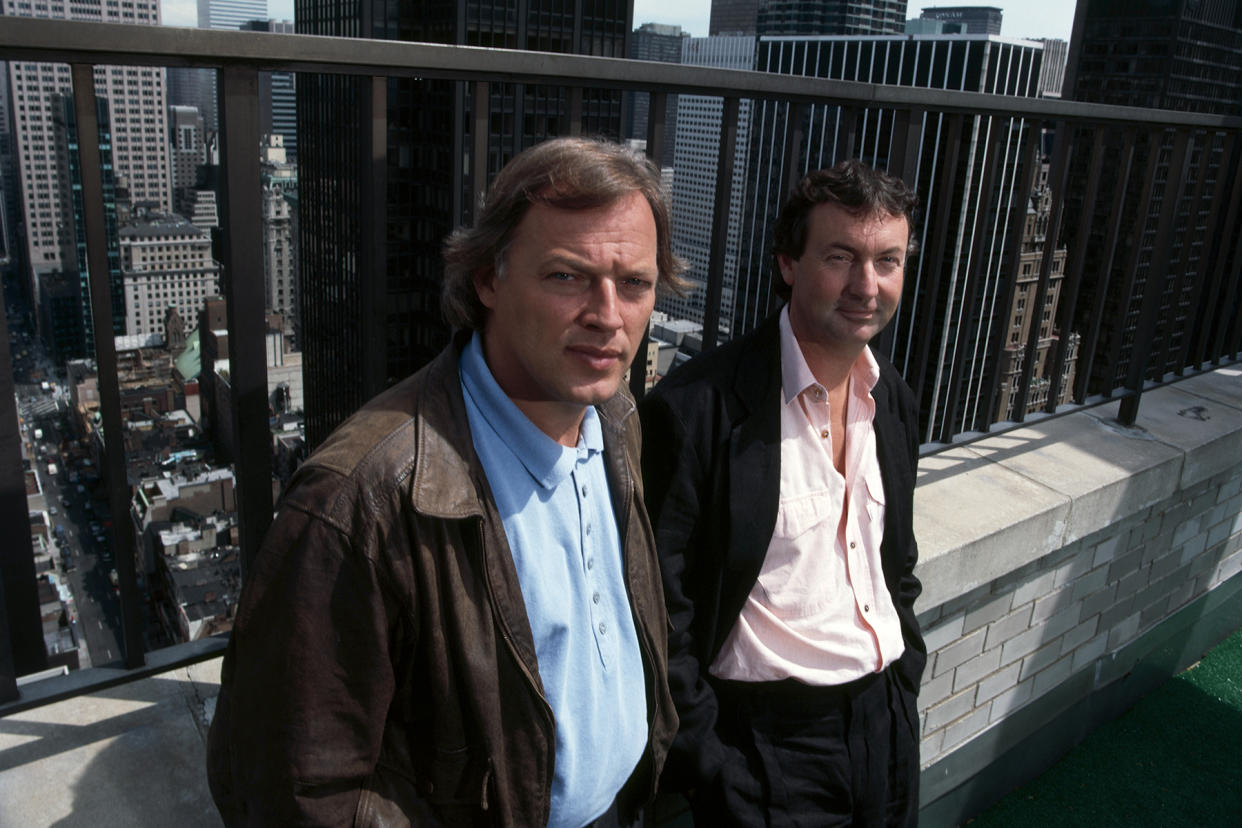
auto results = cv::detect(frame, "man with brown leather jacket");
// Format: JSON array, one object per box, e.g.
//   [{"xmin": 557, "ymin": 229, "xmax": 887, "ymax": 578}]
[{"xmin": 207, "ymin": 138, "xmax": 683, "ymax": 827}]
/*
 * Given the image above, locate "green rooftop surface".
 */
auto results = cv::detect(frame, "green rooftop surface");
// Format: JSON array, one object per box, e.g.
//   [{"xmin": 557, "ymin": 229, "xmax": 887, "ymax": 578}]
[{"xmin": 969, "ymin": 627, "xmax": 1242, "ymax": 827}]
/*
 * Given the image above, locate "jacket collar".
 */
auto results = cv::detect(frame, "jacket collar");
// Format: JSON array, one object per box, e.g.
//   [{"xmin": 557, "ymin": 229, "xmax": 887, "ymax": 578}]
[{"xmin": 410, "ymin": 332, "xmax": 635, "ymax": 520}]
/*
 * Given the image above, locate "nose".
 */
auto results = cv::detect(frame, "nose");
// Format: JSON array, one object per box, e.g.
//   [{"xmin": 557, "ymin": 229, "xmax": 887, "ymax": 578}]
[
  {"xmin": 582, "ymin": 279, "xmax": 623, "ymax": 331},
  {"xmin": 849, "ymin": 261, "xmax": 880, "ymax": 301}
]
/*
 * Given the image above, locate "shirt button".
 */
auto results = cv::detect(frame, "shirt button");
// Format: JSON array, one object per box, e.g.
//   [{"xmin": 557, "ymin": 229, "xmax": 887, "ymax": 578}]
[
  {"xmin": 581, "ymin": 485, "xmax": 588, "ymax": 497},
  {"xmin": 864, "ymin": 604, "xmax": 871, "ymax": 612},
  {"xmin": 593, "ymin": 592, "xmax": 601, "ymax": 604},
  {"xmin": 820, "ymin": 429, "xmax": 830, "ymax": 439},
  {"xmin": 598, "ymin": 622, "xmax": 607, "ymax": 635},
  {"xmin": 587, "ymin": 558, "xmax": 594, "ymax": 570},
  {"xmin": 849, "ymin": 541, "xmax": 856, "ymax": 549},
  {"xmin": 585, "ymin": 524, "xmax": 592, "ymax": 536}
]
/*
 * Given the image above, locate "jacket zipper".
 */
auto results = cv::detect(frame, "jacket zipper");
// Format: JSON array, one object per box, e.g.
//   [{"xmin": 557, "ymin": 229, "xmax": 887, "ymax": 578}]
[{"xmin": 474, "ymin": 515, "xmax": 556, "ymax": 824}]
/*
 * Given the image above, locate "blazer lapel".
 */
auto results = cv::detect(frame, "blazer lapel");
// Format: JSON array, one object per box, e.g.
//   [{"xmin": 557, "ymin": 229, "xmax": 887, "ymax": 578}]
[{"xmin": 727, "ymin": 317, "xmax": 783, "ymax": 580}]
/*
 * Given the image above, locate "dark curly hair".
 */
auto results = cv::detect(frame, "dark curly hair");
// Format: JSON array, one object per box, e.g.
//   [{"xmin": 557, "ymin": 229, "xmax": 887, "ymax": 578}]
[{"xmin": 771, "ymin": 160, "xmax": 920, "ymax": 301}]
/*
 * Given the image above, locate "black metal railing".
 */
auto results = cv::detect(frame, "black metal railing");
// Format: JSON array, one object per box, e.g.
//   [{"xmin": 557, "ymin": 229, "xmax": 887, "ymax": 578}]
[{"xmin": 1, "ymin": 18, "xmax": 1239, "ymax": 711}]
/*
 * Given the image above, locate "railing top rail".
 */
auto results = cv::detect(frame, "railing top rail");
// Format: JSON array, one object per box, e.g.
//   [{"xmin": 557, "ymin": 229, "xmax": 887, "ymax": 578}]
[{"xmin": 3, "ymin": 18, "xmax": 1242, "ymax": 130}]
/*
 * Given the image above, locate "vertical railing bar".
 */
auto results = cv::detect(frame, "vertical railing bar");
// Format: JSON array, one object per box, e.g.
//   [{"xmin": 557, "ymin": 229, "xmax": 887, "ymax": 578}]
[
  {"xmin": 645, "ymin": 91, "xmax": 667, "ymax": 171},
  {"xmin": 910, "ymin": 113, "xmax": 963, "ymax": 425},
  {"xmin": 701, "ymin": 96, "xmax": 740, "ymax": 352},
  {"xmin": 1077, "ymin": 128, "xmax": 1136, "ymax": 401},
  {"xmin": 1202, "ymin": 133, "xmax": 1242, "ymax": 366},
  {"xmin": 1120, "ymin": 128, "xmax": 1192, "ymax": 425},
  {"xmin": 937, "ymin": 117, "xmax": 1004, "ymax": 441},
  {"xmin": 70, "ymin": 63, "xmax": 143, "ymax": 669},
  {"xmin": 629, "ymin": 92, "xmax": 669, "ymax": 403},
  {"xmin": 471, "ymin": 81, "xmax": 489, "ymax": 224},
  {"xmin": 1169, "ymin": 130, "xmax": 1218, "ymax": 376},
  {"xmin": 781, "ymin": 103, "xmax": 808, "ymax": 204},
  {"xmin": 568, "ymin": 86, "xmax": 583, "ymax": 137},
  {"xmin": 360, "ymin": 76, "xmax": 388, "ymax": 406},
  {"xmin": 980, "ymin": 119, "xmax": 1039, "ymax": 428},
  {"xmin": 835, "ymin": 105, "xmax": 858, "ymax": 162},
  {"xmin": 1050, "ymin": 125, "xmax": 1104, "ymax": 407},
  {"xmin": 218, "ymin": 65, "xmax": 274, "ymax": 577},
  {"xmin": 1016, "ymin": 120, "xmax": 1072, "ymax": 420},
  {"xmin": 1102, "ymin": 131, "xmax": 1161, "ymax": 399}
]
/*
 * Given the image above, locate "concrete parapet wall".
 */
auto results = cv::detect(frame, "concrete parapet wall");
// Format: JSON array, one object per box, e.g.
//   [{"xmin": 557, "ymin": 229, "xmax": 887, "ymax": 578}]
[{"xmin": 912, "ymin": 365, "xmax": 1242, "ymax": 810}]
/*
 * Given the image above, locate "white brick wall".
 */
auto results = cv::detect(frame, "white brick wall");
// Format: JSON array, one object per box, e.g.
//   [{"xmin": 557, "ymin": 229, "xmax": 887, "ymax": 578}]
[
  {"xmin": 917, "ymin": 461, "xmax": 1242, "ymax": 767},
  {"xmin": 913, "ymin": 367, "xmax": 1242, "ymax": 769}
]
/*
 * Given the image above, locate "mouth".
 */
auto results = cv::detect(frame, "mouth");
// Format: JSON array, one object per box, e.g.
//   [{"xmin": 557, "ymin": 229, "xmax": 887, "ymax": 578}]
[
  {"xmin": 568, "ymin": 345, "xmax": 625, "ymax": 371},
  {"xmin": 837, "ymin": 307, "xmax": 877, "ymax": 322}
]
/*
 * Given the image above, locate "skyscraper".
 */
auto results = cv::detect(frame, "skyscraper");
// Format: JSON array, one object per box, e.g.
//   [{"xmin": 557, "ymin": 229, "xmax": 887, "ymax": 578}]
[
  {"xmin": 297, "ymin": 0, "xmax": 629, "ymax": 447},
  {"xmin": 1065, "ymin": 0, "xmax": 1242, "ymax": 395},
  {"xmin": 736, "ymin": 34, "xmax": 1049, "ymax": 438},
  {"xmin": 240, "ymin": 19, "xmax": 298, "ymax": 160},
  {"xmin": 169, "ymin": 0, "xmax": 269, "ymax": 133},
  {"xmin": 3, "ymin": 0, "xmax": 171, "ymax": 314},
  {"xmin": 919, "ymin": 6, "xmax": 1003, "ymax": 35},
  {"xmin": 757, "ymin": 0, "xmax": 908, "ymax": 36},
  {"xmin": 663, "ymin": 35, "xmax": 757, "ymax": 331},
  {"xmin": 625, "ymin": 23, "xmax": 686, "ymax": 171},
  {"xmin": 710, "ymin": 0, "xmax": 760, "ymax": 35}
]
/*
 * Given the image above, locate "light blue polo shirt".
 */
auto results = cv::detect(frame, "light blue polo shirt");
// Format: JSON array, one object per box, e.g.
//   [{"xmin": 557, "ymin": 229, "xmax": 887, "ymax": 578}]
[{"xmin": 459, "ymin": 334, "xmax": 647, "ymax": 828}]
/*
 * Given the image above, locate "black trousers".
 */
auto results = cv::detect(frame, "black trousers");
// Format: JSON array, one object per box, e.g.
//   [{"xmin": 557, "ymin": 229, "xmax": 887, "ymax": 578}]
[{"xmin": 693, "ymin": 666, "xmax": 919, "ymax": 828}]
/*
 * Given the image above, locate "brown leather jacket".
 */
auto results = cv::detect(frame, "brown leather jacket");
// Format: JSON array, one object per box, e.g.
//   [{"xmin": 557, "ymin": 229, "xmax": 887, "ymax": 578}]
[{"xmin": 207, "ymin": 338, "xmax": 676, "ymax": 826}]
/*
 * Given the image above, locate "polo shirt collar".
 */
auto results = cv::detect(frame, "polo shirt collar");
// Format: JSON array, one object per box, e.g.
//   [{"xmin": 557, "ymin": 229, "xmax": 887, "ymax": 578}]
[{"xmin": 459, "ymin": 333, "xmax": 601, "ymax": 490}]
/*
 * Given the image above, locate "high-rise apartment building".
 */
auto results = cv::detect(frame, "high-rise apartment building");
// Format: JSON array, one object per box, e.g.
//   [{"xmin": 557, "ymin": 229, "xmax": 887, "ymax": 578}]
[
  {"xmin": 757, "ymin": 0, "xmax": 907, "ymax": 36},
  {"xmin": 1065, "ymin": 0, "xmax": 1242, "ymax": 394},
  {"xmin": 169, "ymin": 105, "xmax": 208, "ymax": 197},
  {"xmin": 710, "ymin": 0, "xmax": 759, "ymax": 35},
  {"xmin": 240, "ymin": 20, "xmax": 297, "ymax": 160},
  {"xmin": 737, "ymin": 34, "xmax": 1049, "ymax": 438},
  {"xmin": 919, "ymin": 6, "xmax": 1003, "ymax": 35},
  {"xmin": 3, "ymin": 0, "xmax": 171, "ymax": 322},
  {"xmin": 120, "ymin": 211, "xmax": 221, "ymax": 340},
  {"xmin": 662, "ymin": 35, "xmax": 756, "ymax": 332},
  {"xmin": 0, "ymin": 62, "xmax": 18, "ymax": 280},
  {"xmin": 296, "ymin": 0, "xmax": 629, "ymax": 447},
  {"xmin": 170, "ymin": 0, "xmax": 269, "ymax": 132},
  {"xmin": 625, "ymin": 23, "xmax": 686, "ymax": 171},
  {"xmin": 51, "ymin": 93, "xmax": 122, "ymax": 358}
]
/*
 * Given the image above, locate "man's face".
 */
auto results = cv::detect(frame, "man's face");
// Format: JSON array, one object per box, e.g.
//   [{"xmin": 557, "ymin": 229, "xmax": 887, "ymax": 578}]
[
  {"xmin": 476, "ymin": 190, "xmax": 658, "ymax": 436},
  {"xmin": 778, "ymin": 201, "xmax": 909, "ymax": 355}
]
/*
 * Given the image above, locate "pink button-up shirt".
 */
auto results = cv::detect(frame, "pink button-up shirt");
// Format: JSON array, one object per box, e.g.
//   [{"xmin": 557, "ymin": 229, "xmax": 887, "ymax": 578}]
[{"xmin": 709, "ymin": 307, "xmax": 906, "ymax": 685}]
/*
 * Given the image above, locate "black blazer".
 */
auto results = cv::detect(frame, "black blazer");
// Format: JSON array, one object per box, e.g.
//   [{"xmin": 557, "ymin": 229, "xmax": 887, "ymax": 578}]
[{"xmin": 639, "ymin": 313, "xmax": 927, "ymax": 792}]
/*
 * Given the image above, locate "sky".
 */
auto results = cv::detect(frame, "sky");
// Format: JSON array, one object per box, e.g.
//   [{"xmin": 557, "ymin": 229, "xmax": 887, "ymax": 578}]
[{"xmin": 163, "ymin": 0, "xmax": 1078, "ymax": 43}]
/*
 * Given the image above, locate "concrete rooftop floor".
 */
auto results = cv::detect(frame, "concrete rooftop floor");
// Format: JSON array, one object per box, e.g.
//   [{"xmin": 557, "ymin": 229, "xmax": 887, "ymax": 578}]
[{"xmin": 0, "ymin": 659, "xmax": 223, "ymax": 828}]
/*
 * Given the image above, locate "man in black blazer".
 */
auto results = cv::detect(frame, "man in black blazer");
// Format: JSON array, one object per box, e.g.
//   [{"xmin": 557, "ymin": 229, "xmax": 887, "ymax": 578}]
[{"xmin": 641, "ymin": 160, "xmax": 926, "ymax": 826}]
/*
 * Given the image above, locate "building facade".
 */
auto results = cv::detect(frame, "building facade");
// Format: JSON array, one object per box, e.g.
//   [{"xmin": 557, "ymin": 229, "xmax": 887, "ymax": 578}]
[
  {"xmin": 662, "ymin": 35, "xmax": 756, "ymax": 334},
  {"xmin": 120, "ymin": 212, "xmax": 221, "ymax": 340},
  {"xmin": 625, "ymin": 23, "xmax": 686, "ymax": 171},
  {"xmin": 1065, "ymin": 0, "xmax": 1242, "ymax": 396},
  {"xmin": 296, "ymin": 0, "xmax": 630, "ymax": 447},
  {"xmin": 918, "ymin": 5, "xmax": 1003, "ymax": 35},
  {"xmin": 3, "ymin": 0, "xmax": 171, "ymax": 308},
  {"xmin": 757, "ymin": 0, "xmax": 908, "ymax": 36}
]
